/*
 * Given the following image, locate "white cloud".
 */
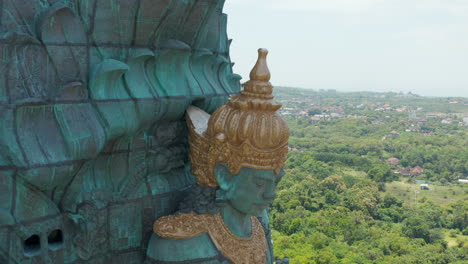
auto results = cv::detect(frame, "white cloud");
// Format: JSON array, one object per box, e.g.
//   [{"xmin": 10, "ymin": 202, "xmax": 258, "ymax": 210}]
[
  {"xmin": 226, "ymin": 0, "xmax": 381, "ymax": 13},
  {"xmin": 224, "ymin": 0, "xmax": 468, "ymax": 97},
  {"xmin": 226, "ymin": 0, "xmax": 468, "ymax": 16},
  {"xmin": 269, "ymin": 0, "xmax": 381, "ymax": 13},
  {"xmin": 446, "ymin": 1, "xmax": 468, "ymax": 16}
]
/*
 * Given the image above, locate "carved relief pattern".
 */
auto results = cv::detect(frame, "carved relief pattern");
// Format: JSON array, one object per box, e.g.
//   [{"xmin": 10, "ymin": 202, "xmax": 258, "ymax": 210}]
[
  {"xmin": 207, "ymin": 213, "xmax": 267, "ymax": 264},
  {"xmin": 0, "ymin": 0, "xmax": 240, "ymax": 263},
  {"xmin": 70, "ymin": 203, "xmax": 108, "ymax": 261}
]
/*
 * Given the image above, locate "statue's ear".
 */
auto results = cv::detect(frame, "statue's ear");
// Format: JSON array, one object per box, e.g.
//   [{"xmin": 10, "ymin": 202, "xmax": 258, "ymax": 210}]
[{"xmin": 214, "ymin": 163, "xmax": 233, "ymax": 191}]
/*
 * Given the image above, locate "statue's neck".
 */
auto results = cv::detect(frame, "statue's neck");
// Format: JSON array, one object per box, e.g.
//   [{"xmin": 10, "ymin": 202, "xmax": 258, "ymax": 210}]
[{"xmin": 220, "ymin": 205, "xmax": 252, "ymax": 238}]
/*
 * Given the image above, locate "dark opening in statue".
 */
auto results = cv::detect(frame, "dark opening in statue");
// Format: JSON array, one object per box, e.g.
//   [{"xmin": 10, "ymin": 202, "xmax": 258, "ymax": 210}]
[{"xmin": 147, "ymin": 49, "xmax": 289, "ymax": 264}]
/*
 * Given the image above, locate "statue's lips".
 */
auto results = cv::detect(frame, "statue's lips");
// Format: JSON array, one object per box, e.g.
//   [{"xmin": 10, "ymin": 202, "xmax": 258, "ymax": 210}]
[{"xmin": 254, "ymin": 203, "xmax": 272, "ymax": 210}]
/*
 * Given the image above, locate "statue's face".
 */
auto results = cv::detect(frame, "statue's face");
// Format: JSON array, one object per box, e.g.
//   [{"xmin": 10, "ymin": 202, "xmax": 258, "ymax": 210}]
[{"xmin": 216, "ymin": 165, "xmax": 284, "ymax": 216}]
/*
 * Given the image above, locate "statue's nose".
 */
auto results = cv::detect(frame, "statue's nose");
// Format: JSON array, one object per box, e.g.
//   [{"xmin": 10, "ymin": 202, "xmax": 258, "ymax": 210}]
[{"xmin": 263, "ymin": 186, "xmax": 276, "ymax": 200}]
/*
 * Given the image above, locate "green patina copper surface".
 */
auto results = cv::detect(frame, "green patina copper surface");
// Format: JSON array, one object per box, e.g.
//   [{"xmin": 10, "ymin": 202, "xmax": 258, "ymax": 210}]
[
  {"xmin": 147, "ymin": 166, "xmax": 279, "ymax": 263},
  {"xmin": 0, "ymin": 1, "xmax": 253, "ymax": 263}
]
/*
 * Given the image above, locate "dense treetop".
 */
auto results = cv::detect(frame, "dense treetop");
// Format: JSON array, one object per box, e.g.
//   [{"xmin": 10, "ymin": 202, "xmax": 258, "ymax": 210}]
[{"xmin": 271, "ymin": 87, "xmax": 467, "ymax": 264}]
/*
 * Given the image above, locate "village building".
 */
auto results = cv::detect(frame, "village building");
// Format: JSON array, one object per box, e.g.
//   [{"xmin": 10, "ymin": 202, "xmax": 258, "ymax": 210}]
[
  {"xmin": 396, "ymin": 167, "xmax": 411, "ymax": 176},
  {"xmin": 395, "ymin": 166, "xmax": 424, "ymax": 176},
  {"xmin": 411, "ymin": 166, "xmax": 424, "ymax": 175},
  {"xmin": 387, "ymin": 157, "xmax": 400, "ymax": 166},
  {"xmin": 420, "ymin": 184, "xmax": 429, "ymax": 190}
]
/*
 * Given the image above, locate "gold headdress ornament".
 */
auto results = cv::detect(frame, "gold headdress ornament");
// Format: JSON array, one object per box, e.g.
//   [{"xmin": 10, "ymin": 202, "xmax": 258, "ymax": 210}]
[{"xmin": 186, "ymin": 48, "xmax": 289, "ymax": 187}]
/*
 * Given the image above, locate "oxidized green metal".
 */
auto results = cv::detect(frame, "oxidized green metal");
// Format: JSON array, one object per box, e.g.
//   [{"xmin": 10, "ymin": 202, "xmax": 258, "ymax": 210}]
[
  {"xmin": 0, "ymin": 0, "xmax": 244, "ymax": 263},
  {"xmin": 147, "ymin": 167, "xmax": 281, "ymax": 263},
  {"xmin": 148, "ymin": 48, "xmax": 289, "ymax": 264}
]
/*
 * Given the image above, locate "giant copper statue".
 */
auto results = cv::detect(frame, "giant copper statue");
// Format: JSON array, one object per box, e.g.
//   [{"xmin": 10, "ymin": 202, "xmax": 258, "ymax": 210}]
[
  {"xmin": 0, "ymin": 0, "xmax": 288, "ymax": 263},
  {"xmin": 147, "ymin": 49, "xmax": 289, "ymax": 263}
]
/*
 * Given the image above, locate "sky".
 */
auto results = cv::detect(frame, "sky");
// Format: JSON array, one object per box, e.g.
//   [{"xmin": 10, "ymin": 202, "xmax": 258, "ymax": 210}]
[{"xmin": 223, "ymin": 0, "xmax": 468, "ymax": 98}]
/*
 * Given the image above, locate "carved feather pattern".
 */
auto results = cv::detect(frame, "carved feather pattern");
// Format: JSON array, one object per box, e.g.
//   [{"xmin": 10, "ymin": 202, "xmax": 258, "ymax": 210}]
[{"xmin": 0, "ymin": 1, "xmax": 243, "ymax": 262}]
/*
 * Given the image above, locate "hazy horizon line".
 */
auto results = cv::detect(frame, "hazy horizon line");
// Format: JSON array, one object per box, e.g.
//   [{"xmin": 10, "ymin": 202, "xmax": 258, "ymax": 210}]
[{"xmin": 272, "ymin": 85, "xmax": 468, "ymax": 99}]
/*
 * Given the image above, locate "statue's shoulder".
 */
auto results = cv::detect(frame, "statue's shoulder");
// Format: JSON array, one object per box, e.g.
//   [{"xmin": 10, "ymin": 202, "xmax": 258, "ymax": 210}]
[
  {"xmin": 147, "ymin": 213, "xmax": 223, "ymax": 262},
  {"xmin": 146, "ymin": 232, "xmax": 221, "ymax": 262}
]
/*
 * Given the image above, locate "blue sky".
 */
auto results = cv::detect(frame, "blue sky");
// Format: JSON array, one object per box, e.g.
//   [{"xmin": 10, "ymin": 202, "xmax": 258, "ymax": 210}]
[{"xmin": 224, "ymin": 0, "xmax": 468, "ymax": 97}]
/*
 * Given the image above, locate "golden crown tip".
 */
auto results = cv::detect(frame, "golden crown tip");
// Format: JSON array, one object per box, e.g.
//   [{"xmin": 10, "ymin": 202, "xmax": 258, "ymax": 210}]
[{"xmin": 249, "ymin": 48, "xmax": 270, "ymax": 82}]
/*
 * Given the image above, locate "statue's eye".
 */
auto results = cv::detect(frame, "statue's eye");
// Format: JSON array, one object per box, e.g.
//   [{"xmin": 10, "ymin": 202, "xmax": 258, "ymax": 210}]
[{"xmin": 255, "ymin": 179, "xmax": 266, "ymax": 187}]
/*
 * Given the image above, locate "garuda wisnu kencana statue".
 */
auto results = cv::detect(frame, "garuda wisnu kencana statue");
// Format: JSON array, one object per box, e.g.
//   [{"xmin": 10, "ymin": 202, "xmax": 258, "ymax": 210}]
[
  {"xmin": 146, "ymin": 49, "xmax": 290, "ymax": 264},
  {"xmin": 0, "ymin": 1, "xmax": 288, "ymax": 263}
]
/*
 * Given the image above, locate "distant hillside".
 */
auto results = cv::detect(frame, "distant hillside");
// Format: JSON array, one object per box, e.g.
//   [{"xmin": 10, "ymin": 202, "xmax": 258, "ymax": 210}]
[
  {"xmin": 274, "ymin": 86, "xmax": 468, "ymax": 114},
  {"xmin": 271, "ymin": 86, "xmax": 468, "ymax": 263}
]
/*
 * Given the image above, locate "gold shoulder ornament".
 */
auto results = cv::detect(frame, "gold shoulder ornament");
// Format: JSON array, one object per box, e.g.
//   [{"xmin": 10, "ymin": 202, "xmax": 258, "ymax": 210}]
[
  {"xmin": 152, "ymin": 212, "xmax": 207, "ymax": 239},
  {"xmin": 153, "ymin": 213, "xmax": 267, "ymax": 264}
]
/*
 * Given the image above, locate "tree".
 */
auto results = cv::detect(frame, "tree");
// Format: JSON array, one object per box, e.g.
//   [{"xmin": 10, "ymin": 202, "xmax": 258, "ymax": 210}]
[
  {"xmin": 367, "ymin": 163, "xmax": 394, "ymax": 182},
  {"xmin": 402, "ymin": 216, "xmax": 431, "ymax": 242}
]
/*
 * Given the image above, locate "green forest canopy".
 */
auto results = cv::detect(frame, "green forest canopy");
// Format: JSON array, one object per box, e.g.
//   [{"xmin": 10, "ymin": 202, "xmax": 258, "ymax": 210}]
[{"xmin": 272, "ymin": 87, "xmax": 467, "ymax": 264}]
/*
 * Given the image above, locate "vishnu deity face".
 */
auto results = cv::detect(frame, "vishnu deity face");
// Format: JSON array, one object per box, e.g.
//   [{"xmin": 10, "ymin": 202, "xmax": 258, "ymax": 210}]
[{"xmin": 215, "ymin": 164, "xmax": 284, "ymax": 216}]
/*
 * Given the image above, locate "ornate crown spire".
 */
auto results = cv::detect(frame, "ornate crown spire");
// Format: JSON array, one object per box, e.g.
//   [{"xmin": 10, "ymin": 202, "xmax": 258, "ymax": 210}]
[
  {"xmin": 186, "ymin": 49, "xmax": 289, "ymax": 187},
  {"xmin": 250, "ymin": 48, "xmax": 271, "ymax": 81},
  {"xmin": 243, "ymin": 48, "xmax": 272, "ymax": 97}
]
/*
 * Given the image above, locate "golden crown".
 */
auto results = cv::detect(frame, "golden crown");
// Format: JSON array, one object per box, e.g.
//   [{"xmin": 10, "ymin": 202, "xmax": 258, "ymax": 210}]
[{"xmin": 186, "ymin": 49, "xmax": 289, "ymax": 187}]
